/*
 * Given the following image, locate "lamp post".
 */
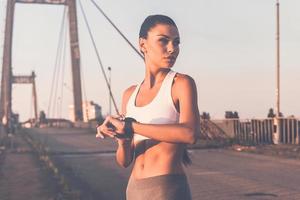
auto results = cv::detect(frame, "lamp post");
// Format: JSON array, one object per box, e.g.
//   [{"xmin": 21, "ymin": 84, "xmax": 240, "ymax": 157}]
[
  {"xmin": 108, "ymin": 66, "xmax": 112, "ymax": 116},
  {"xmin": 273, "ymin": 0, "xmax": 280, "ymax": 144}
]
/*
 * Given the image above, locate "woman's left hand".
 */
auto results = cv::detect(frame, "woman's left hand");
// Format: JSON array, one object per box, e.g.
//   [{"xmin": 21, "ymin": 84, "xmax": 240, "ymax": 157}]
[{"xmin": 96, "ymin": 115, "xmax": 125, "ymax": 139}]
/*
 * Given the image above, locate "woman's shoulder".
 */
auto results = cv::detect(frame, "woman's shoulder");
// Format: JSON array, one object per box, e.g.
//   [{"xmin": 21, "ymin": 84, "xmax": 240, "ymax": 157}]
[
  {"xmin": 173, "ymin": 72, "xmax": 196, "ymax": 87},
  {"xmin": 122, "ymin": 84, "xmax": 138, "ymax": 101},
  {"xmin": 124, "ymin": 85, "xmax": 138, "ymax": 95},
  {"xmin": 172, "ymin": 72, "xmax": 198, "ymax": 104},
  {"xmin": 121, "ymin": 85, "xmax": 139, "ymax": 114}
]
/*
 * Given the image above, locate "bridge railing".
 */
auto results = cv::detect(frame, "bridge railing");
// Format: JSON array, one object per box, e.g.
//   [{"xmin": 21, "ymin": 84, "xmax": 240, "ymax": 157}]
[
  {"xmin": 233, "ymin": 118, "xmax": 300, "ymax": 145},
  {"xmin": 200, "ymin": 119, "xmax": 229, "ymax": 140},
  {"xmin": 279, "ymin": 118, "xmax": 300, "ymax": 144}
]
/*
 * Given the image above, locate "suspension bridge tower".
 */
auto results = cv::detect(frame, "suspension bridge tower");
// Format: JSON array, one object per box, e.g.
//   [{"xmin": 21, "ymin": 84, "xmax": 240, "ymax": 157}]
[{"xmin": 0, "ymin": 0, "xmax": 84, "ymax": 131}]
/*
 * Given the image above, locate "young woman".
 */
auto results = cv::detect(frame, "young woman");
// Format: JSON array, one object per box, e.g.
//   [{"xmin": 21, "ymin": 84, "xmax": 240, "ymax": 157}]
[{"xmin": 97, "ymin": 14, "xmax": 200, "ymax": 200}]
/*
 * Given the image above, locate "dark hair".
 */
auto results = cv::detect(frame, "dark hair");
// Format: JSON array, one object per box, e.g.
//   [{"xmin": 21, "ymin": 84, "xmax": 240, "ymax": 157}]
[
  {"xmin": 182, "ymin": 149, "xmax": 192, "ymax": 166},
  {"xmin": 139, "ymin": 14, "xmax": 178, "ymax": 39}
]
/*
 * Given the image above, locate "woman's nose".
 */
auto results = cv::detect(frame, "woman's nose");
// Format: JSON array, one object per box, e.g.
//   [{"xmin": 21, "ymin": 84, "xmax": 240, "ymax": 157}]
[{"xmin": 167, "ymin": 42, "xmax": 176, "ymax": 53}]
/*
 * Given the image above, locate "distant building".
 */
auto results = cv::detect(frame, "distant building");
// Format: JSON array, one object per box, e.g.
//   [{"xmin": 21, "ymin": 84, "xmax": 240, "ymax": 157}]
[
  {"xmin": 82, "ymin": 101, "xmax": 102, "ymax": 122},
  {"xmin": 69, "ymin": 101, "xmax": 102, "ymax": 122}
]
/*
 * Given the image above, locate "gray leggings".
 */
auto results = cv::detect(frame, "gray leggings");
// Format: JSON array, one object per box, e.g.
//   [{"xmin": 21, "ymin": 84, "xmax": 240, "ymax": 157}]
[{"xmin": 126, "ymin": 174, "xmax": 192, "ymax": 200}]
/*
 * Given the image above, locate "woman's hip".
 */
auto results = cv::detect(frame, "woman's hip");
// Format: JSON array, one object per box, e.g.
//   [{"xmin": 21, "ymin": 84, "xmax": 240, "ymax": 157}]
[{"xmin": 126, "ymin": 174, "xmax": 192, "ymax": 200}]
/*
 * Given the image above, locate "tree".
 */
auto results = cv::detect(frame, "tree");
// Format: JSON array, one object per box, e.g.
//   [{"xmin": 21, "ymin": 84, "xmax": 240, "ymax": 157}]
[
  {"xmin": 267, "ymin": 108, "xmax": 275, "ymax": 118},
  {"xmin": 267, "ymin": 108, "xmax": 283, "ymax": 118},
  {"xmin": 201, "ymin": 112, "xmax": 210, "ymax": 120},
  {"xmin": 233, "ymin": 111, "xmax": 239, "ymax": 119},
  {"xmin": 39, "ymin": 110, "xmax": 47, "ymax": 124},
  {"xmin": 225, "ymin": 111, "xmax": 239, "ymax": 119}
]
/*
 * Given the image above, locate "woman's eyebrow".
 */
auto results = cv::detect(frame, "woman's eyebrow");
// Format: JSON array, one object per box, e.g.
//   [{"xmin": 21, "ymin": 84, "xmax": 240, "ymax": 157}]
[
  {"xmin": 157, "ymin": 34, "xmax": 170, "ymax": 38},
  {"xmin": 157, "ymin": 34, "xmax": 180, "ymax": 40}
]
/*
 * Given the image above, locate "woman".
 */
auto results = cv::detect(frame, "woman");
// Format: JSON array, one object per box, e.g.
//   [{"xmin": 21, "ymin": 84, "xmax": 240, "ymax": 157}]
[{"xmin": 97, "ymin": 14, "xmax": 200, "ymax": 200}]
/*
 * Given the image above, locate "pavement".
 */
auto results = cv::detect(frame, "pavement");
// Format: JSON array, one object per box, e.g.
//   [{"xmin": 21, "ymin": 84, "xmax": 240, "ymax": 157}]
[
  {"xmin": 0, "ymin": 130, "xmax": 58, "ymax": 200},
  {"xmin": 229, "ymin": 143, "xmax": 300, "ymax": 160},
  {"xmin": 187, "ymin": 149, "xmax": 300, "ymax": 200},
  {"xmin": 1, "ymin": 128, "xmax": 300, "ymax": 200}
]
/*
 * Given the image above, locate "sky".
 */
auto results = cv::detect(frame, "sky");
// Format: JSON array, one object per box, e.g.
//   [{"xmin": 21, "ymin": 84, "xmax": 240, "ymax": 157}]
[{"xmin": 0, "ymin": 0, "xmax": 300, "ymax": 121}]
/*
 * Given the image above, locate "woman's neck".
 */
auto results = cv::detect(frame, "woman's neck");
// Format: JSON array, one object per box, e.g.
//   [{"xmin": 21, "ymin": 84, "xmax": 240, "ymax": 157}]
[{"xmin": 143, "ymin": 68, "xmax": 170, "ymax": 89}]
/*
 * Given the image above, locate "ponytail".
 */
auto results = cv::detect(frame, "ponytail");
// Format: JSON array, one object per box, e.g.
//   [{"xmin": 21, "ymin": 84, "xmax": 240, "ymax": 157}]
[{"xmin": 182, "ymin": 149, "xmax": 192, "ymax": 166}]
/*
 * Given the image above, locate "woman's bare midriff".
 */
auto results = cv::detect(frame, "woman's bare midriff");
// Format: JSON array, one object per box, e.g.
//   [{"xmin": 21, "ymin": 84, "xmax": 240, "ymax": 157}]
[{"xmin": 131, "ymin": 139, "xmax": 185, "ymax": 179}]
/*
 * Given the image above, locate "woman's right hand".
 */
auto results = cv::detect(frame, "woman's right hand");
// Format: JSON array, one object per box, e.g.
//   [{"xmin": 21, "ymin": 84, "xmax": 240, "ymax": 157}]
[{"xmin": 96, "ymin": 115, "xmax": 125, "ymax": 139}]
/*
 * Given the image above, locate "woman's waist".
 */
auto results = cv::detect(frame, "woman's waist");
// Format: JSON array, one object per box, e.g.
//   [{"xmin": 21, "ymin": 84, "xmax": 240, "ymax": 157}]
[{"xmin": 132, "ymin": 156, "xmax": 184, "ymax": 179}]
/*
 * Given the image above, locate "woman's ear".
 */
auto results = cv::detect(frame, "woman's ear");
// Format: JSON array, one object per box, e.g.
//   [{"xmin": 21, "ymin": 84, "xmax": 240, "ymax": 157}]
[{"xmin": 139, "ymin": 38, "xmax": 147, "ymax": 54}]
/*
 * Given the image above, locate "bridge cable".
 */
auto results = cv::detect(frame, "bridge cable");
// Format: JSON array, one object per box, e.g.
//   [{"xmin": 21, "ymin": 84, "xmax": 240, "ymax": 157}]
[
  {"xmin": 55, "ymin": 8, "xmax": 68, "ymax": 119},
  {"xmin": 58, "ymin": 16, "xmax": 68, "ymax": 119},
  {"xmin": 90, "ymin": 0, "xmax": 144, "ymax": 60},
  {"xmin": 51, "ymin": 8, "xmax": 67, "ymax": 118},
  {"xmin": 80, "ymin": 55, "xmax": 89, "ymax": 121},
  {"xmin": 78, "ymin": 0, "xmax": 120, "ymax": 115},
  {"xmin": 47, "ymin": 7, "xmax": 67, "ymax": 118}
]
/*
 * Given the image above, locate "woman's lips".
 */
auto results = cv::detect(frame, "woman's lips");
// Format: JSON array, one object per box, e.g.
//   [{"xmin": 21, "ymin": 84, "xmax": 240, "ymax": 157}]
[{"xmin": 164, "ymin": 57, "xmax": 176, "ymax": 62}]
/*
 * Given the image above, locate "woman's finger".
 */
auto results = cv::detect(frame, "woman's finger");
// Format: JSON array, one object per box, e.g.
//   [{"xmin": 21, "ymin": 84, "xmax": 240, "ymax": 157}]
[
  {"xmin": 96, "ymin": 121, "xmax": 112, "ymax": 138},
  {"xmin": 96, "ymin": 126, "xmax": 105, "ymax": 138},
  {"xmin": 114, "ymin": 114, "xmax": 125, "ymax": 120},
  {"xmin": 98, "ymin": 123, "xmax": 116, "ymax": 137},
  {"xmin": 101, "ymin": 129, "xmax": 116, "ymax": 138},
  {"xmin": 109, "ymin": 117, "xmax": 124, "ymax": 129},
  {"xmin": 96, "ymin": 132, "xmax": 105, "ymax": 138}
]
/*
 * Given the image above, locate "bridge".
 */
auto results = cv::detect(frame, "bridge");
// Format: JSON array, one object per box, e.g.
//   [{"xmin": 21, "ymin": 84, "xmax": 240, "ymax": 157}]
[
  {"xmin": 1, "ymin": 127, "xmax": 300, "ymax": 199},
  {"xmin": 1, "ymin": 1, "xmax": 300, "ymax": 200}
]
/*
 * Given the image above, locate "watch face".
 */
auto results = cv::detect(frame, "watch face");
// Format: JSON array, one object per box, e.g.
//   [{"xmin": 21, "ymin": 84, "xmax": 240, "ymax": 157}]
[{"xmin": 115, "ymin": 133, "xmax": 132, "ymax": 139}]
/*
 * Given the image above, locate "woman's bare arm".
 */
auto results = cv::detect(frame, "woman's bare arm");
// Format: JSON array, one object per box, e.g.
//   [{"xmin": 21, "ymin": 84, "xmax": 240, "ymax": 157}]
[{"xmin": 115, "ymin": 86, "xmax": 136, "ymax": 168}]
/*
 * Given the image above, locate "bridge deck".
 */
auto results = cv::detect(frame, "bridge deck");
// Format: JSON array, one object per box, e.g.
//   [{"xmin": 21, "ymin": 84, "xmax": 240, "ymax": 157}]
[{"xmin": 1, "ymin": 128, "xmax": 300, "ymax": 200}]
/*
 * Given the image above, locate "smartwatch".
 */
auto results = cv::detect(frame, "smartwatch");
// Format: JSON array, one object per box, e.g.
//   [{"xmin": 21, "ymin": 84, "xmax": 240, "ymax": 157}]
[{"xmin": 115, "ymin": 117, "xmax": 136, "ymax": 139}]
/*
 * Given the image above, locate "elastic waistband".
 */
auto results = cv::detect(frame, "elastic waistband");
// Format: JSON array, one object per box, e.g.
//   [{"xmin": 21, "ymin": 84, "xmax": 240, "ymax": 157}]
[{"xmin": 129, "ymin": 174, "xmax": 188, "ymax": 189}]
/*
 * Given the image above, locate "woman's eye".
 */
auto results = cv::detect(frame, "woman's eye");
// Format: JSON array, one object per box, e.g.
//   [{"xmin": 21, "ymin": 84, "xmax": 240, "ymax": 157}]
[
  {"xmin": 159, "ymin": 38, "xmax": 169, "ymax": 45},
  {"xmin": 173, "ymin": 40, "xmax": 180, "ymax": 46}
]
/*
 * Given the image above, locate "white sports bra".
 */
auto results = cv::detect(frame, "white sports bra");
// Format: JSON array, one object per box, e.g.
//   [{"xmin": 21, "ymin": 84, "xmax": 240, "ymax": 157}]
[{"xmin": 126, "ymin": 70, "xmax": 180, "ymax": 142}]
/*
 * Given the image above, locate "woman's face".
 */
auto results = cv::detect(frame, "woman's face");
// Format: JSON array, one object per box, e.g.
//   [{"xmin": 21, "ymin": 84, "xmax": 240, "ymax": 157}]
[{"xmin": 140, "ymin": 24, "xmax": 180, "ymax": 69}]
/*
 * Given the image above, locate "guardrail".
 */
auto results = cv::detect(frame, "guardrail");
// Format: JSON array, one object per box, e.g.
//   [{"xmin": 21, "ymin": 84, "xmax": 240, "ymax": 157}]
[
  {"xmin": 279, "ymin": 118, "xmax": 300, "ymax": 144},
  {"xmin": 233, "ymin": 118, "xmax": 300, "ymax": 145}
]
